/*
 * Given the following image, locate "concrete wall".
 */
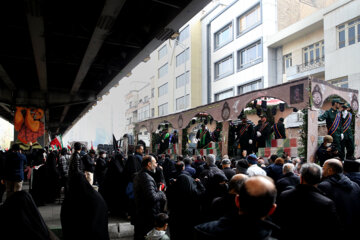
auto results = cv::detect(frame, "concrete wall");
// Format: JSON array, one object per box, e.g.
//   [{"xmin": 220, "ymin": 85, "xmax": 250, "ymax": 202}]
[
  {"xmin": 324, "ymin": 0, "xmax": 360, "ymax": 92},
  {"xmin": 278, "ymin": 0, "xmax": 338, "ymax": 30},
  {"xmin": 191, "ymin": 21, "xmax": 203, "ymax": 108},
  {"xmin": 283, "ymin": 27, "xmax": 324, "ymax": 65}
]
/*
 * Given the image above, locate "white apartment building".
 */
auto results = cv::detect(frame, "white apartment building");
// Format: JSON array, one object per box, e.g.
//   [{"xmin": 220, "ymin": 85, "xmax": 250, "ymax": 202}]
[
  {"xmin": 124, "ymin": 10, "xmax": 208, "ymax": 135},
  {"xmin": 201, "ymin": 0, "xmax": 278, "ymax": 104},
  {"xmin": 268, "ymin": 0, "xmax": 360, "ymax": 92}
]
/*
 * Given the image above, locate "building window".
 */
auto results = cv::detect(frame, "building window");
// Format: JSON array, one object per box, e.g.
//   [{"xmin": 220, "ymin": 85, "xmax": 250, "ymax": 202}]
[
  {"xmin": 284, "ymin": 53, "xmax": 292, "ymax": 68},
  {"xmin": 214, "ymin": 23, "xmax": 233, "ymax": 49},
  {"xmin": 237, "ymin": 3, "xmax": 261, "ymax": 35},
  {"xmin": 283, "ymin": 53, "xmax": 292, "ymax": 74},
  {"xmin": 158, "ymin": 45, "xmax": 167, "ymax": 59},
  {"xmin": 158, "ymin": 63, "xmax": 168, "ymax": 78},
  {"xmin": 337, "ymin": 17, "xmax": 360, "ymax": 49},
  {"xmin": 329, "ymin": 77, "xmax": 348, "ymax": 88},
  {"xmin": 158, "ymin": 103, "xmax": 168, "ymax": 116},
  {"xmin": 132, "ymin": 111, "xmax": 137, "ymax": 123},
  {"xmin": 176, "ymin": 48, "xmax": 189, "ymax": 67},
  {"xmin": 177, "ymin": 25, "xmax": 189, "ymax": 43},
  {"xmin": 151, "ymin": 88, "xmax": 154, "ymax": 98},
  {"xmin": 238, "ymin": 79, "xmax": 263, "ymax": 95},
  {"xmin": 158, "ymin": 83, "xmax": 168, "ymax": 97},
  {"xmin": 215, "ymin": 55, "xmax": 233, "ymax": 80},
  {"xmin": 138, "ymin": 105, "xmax": 150, "ymax": 121},
  {"xmin": 151, "ymin": 108, "xmax": 155, "ymax": 117},
  {"xmin": 176, "ymin": 71, "xmax": 190, "ymax": 88},
  {"xmin": 214, "ymin": 89, "xmax": 234, "ymax": 101},
  {"xmin": 129, "ymin": 101, "xmax": 132, "ymax": 108},
  {"xmin": 303, "ymin": 40, "xmax": 324, "ymax": 66},
  {"xmin": 176, "ymin": 95, "xmax": 190, "ymax": 111},
  {"xmin": 237, "ymin": 40, "xmax": 262, "ymax": 70},
  {"xmin": 144, "ymin": 96, "xmax": 149, "ymax": 103}
]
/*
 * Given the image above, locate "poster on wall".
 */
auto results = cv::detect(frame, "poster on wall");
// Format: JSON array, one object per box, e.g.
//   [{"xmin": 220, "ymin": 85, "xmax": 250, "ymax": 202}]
[{"xmin": 14, "ymin": 107, "xmax": 45, "ymax": 150}]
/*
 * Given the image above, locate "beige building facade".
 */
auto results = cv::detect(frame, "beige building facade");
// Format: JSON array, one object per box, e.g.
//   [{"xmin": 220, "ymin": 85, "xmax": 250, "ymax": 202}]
[{"xmin": 268, "ymin": 0, "xmax": 359, "ymax": 94}]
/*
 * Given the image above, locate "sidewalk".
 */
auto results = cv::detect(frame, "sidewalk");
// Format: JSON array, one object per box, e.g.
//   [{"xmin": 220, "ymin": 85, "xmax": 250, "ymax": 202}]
[
  {"xmin": 3, "ymin": 182, "xmax": 134, "ymax": 240},
  {"xmin": 38, "ymin": 203, "xmax": 134, "ymax": 240}
]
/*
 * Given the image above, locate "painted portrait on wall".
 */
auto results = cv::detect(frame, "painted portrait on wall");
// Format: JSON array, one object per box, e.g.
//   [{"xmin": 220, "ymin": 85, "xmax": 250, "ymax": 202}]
[{"xmin": 290, "ymin": 84, "xmax": 304, "ymax": 104}]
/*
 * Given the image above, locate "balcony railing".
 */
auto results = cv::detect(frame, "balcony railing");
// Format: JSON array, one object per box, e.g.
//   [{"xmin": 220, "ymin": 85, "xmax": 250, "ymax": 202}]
[{"xmin": 298, "ymin": 57, "xmax": 324, "ymax": 73}]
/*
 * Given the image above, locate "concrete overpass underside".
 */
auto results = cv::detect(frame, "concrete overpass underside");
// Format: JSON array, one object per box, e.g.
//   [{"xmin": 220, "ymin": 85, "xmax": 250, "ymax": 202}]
[{"xmin": 0, "ymin": 0, "xmax": 210, "ymax": 139}]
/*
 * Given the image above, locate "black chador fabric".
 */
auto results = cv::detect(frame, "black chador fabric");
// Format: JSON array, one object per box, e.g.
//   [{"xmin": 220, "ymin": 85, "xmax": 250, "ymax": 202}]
[
  {"xmin": 100, "ymin": 153, "xmax": 128, "ymax": 217},
  {"xmin": 61, "ymin": 172, "xmax": 109, "ymax": 240},
  {"xmin": 0, "ymin": 191, "xmax": 50, "ymax": 240},
  {"xmin": 167, "ymin": 173, "xmax": 206, "ymax": 240},
  {"xmin": 44, "ymin": 152, "xmax": 60, "ymax": 203},
  {"xmin": 30, "ymin": 164, "xmax": 48, "ymax": 206}
]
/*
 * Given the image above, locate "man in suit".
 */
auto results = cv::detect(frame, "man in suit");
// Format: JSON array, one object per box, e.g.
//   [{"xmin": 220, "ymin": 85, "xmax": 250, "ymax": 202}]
[
  {"xmin": 236, "ymin": 115, "xmax": 254, "ymax": 154},
  {"xmin": 255, "ymin": 114, "xmax": 271, "ymax": 149}
]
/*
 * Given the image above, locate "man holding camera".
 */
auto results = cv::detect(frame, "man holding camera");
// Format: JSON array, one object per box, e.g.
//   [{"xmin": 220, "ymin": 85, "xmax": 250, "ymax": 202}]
[{"xmin": 316, "ymin": 135, "xmax": 339, "ymax": 166}]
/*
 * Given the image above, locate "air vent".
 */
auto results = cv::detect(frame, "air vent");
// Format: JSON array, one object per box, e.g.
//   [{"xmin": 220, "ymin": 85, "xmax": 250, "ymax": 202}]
[
  {"xmin": 97, "ymin": 15, "xmax": 115, "ymax": 30},
  {"xmin": 155, "ymin": 28, "xmax": 176, "ymax": 41}
]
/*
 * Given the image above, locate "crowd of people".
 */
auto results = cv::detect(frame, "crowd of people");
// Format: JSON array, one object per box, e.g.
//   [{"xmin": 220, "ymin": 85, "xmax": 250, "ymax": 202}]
[{"xmin": 1, "ymin": 140, "xmax": 360, "ymax": 240}]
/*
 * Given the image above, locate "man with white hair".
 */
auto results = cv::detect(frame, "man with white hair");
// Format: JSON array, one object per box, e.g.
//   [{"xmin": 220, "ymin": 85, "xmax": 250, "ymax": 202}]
[
  {"xmin": 275, "ymin": 163, "xmax": 300, "ymax": 198},
  {"xmin": 275, "ymin": 163, "xmax": 340, "ymax": 239}
]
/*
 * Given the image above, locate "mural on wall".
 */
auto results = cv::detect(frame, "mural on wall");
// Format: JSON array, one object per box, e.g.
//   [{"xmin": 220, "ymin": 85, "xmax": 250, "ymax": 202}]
[
  {"xmin": 14, "ymin": 107, "xmax": 45, "ymax": 149},
  {"xmin": 312, "ymin": 84, "xmax": 323, "ymax": 108},
  {"xmin": 290, "ymin": 84, "xmax": 304, "ymax": 104}
]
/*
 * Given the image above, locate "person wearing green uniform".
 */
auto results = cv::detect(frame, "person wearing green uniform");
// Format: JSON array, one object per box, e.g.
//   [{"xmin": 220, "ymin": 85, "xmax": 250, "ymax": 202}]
[
  {"xmin": 196, "ymin": 124, "xmax": 211, "ymax": 149},
  {"xmin": 318, "ymin": 99, "xmax": 344, "ymax": 159},
  {"xmin": 341, "ymin": 103, "xmax": 355, "ymax": 160},
  {"xmin": 159, "ymin": 128, "xmax": 170, "ymax": 154}
]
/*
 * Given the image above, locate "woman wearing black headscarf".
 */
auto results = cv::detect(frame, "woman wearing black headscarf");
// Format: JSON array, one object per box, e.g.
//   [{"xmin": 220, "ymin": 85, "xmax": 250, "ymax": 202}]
[
  {"xmin": 100, "ymin": 152, "xmax": 127, "ymax": 217},
  {"xmin": 0, "ymin": 191, "xmax": 54, "ymax": 240},
  {"xmin": 61, "ymin": 172, "xmax": 109, "ymax": 240},
  {"xmin": 30, "ymin": 149, "xmax": 48, "ymax": 206},
  {"xmin": 44, "ymin": 151, "xmax": 60, "ymax": 203}
]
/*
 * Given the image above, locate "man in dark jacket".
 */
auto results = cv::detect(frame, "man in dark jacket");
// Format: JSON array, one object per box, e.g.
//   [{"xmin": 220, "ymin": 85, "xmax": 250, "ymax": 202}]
[
  {"xmin": 221, "ymin": 158, "xmax": 236, "ymax": 181},
  {"xmin": 316, "ymin": 135, "xmax": 339, "ymax": 166},
  {"xmin": 133, "ymin": 155, "xmax": 166, "ymax": 240},
  {"xmin": 318, "ymin": 159, "xmax": 360, "ymax": 239},
  {"xmin": 211, "ymin": 173, "xmax": 248, "ymax": 220},
  {"xmin": 195, "ymin": 176, "xmax": 279, "ymax": 240},
  {"xmin": 68, "ymin": 142, "xmax": 84, "ymax": 178},
  {"xmin": 166, "ymin": 163, "xmax": 205, "ymax": 240},
  {"xmin": 235, "ymin": 115, "xmax": 254, "ymax": 154},
  {"xmin": 184, "ymin": 157, "xmax": 196, "ymax": 178},
  {"xmin": 3, "ymin": 144, "xmax": 27, "ymax": 199},
  {"xmin": 255, "ymin": 115, "xmax": 271, "ymax": 149},
  {"xmin": 192, "ymin": 155, "xmax": 205, "ymax": 178},
  {"xmin": 125, "ymin": 145, "xmax": 143, "ymax": 182},
  {"xmin": 343, "ymin": 160, "xmax": 360, "ymax": 186},
  {"xmin": 265, "ymin": 157, "xmax": 284, "ymax": 183},
  {"xmin": 275, "ymin": 163, "xmax": 340, "ymax": 240},
  {"xmin": 275, "ymin": 163, "xmax": 300, "ymax": 198},
  {"xmin": 271, "ymin": 117, "xmax": 286, "ymax": 139}
]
